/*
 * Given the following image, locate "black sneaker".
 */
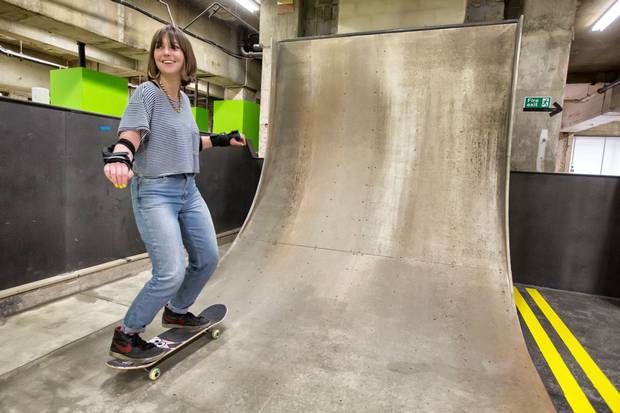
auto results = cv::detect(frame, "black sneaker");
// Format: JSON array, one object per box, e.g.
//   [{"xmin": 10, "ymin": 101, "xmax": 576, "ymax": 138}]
[
  {"xmin": 162, "ymin": 307, "xmax": 212, "ymax": 331},
  {"xmin": 109, "ymin": 326, "xmax": 166, "ymax": 362}
]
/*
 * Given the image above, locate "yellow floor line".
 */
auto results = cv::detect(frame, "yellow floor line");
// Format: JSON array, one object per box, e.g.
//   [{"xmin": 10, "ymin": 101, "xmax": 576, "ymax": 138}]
[
  {"xmin": 514, "ymin": 287, "xmax": 595, "ymax": 413},
  {"xmin": 527, "ymin": 288, "xmax": 620, "ymax": 413}
]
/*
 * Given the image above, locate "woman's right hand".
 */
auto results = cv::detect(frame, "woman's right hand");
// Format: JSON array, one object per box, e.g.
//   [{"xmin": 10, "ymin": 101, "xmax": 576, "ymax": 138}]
[{"xmin": 104, "ymin": 162, "xmax": 134, "ymax": 189}]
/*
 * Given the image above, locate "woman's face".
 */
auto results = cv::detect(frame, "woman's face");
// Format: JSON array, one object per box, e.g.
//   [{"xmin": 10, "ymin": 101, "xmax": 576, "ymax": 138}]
[{"xmin": 154, "ymin": 35, "xmax": 185, "ymax": 78}]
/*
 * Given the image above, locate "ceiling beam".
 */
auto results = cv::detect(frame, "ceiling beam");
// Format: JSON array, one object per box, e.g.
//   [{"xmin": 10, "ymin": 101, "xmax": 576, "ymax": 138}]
[
  {"xmin": 562, "ymin": 84, "xmax": 620, "ymax": 132},
  {"xmin": 0, "ymin": 17, "xmax": 143, "ymax": 75}
]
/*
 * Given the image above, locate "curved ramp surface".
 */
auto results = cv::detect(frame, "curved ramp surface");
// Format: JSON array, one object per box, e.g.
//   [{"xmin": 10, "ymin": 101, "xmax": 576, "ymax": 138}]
[
  {"xmin": 201, "ymin": 22, "xmax": 554, "ymax": 411},
  {"xmin": 0, "ymin": 23, "xmax": 554, "ymax": 412}
]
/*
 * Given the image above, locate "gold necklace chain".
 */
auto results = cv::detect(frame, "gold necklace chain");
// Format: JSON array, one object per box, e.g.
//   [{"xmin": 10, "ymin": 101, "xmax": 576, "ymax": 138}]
[{"xmin": 158, "ymin": 79, "xmax": 182, "ymax": 113}]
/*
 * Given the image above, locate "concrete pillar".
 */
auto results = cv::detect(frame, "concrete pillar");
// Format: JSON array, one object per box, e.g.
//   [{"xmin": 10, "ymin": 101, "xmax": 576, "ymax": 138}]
[
  {"xmin": 511, "ymin": 0, "xmax": 577, "ymax": 172},
  {"xmin": 337, "ymin": 0, "xmax": 466, "ymax": 33},
  {"xmin": 258, "ymin": 0, "xmax": 303, "ymax": 157},
  {"xmin": 301, "ymin": 0, "xmax": 338, "ymax": 37},
  {"xmin": 465, "ymin": 0, "xmax": 504, "ymax": 22},
  {"xmin": 555, "ymin": 132, "xmax": 574, "ymax": 173}
]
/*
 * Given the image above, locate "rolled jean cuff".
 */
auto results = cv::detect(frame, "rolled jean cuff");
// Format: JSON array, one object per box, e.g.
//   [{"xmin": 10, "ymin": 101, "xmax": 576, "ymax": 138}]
[
  {"xmin": 122, "ymin": 323, "xmax": 145, "ymax": 334},
  {"xmin": 166, "ymin": 303, "xmax": 188, "ymax": 314}
]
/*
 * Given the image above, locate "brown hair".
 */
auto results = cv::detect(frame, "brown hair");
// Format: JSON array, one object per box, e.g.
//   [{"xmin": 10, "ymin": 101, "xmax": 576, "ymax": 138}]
[{"xmin": 147, "ymin": 25, "xmax": 197, "ymax": 86}]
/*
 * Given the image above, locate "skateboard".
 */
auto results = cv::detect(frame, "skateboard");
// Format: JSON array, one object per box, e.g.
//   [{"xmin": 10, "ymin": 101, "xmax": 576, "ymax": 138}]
[{"xmin": 106, "ymin": 304, "xmax": 227, "ymax": 380}]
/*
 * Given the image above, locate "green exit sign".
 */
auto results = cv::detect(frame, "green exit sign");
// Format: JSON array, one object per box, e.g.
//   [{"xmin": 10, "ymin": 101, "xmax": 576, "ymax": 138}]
[{"xmin": 524, "ymin": 96, "xmax": 551, "ymax": 109}]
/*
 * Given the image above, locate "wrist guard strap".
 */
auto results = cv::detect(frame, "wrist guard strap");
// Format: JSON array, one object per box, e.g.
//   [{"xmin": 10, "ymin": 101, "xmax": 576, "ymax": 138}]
[
  {"xmin": 116, "ymin": 138, "xmax": 136, "ymax": 157},
  {"xmin": 103, "ymin": 145, "xmax": 133, "ymax": 170},
  {"xmin": 209, "ymin": 130, "xmax": 241, "ymax": 147}
]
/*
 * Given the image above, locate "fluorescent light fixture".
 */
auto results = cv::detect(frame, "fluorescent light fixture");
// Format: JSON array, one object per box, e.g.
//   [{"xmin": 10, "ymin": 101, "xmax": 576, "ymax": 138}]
[
  {"xmin": 592, "ymin": 0, "xmax": 620, "ymax": 31},
  {"xmin": 236, "ymin": 0, "xmax": 259, "ymax": 13}
]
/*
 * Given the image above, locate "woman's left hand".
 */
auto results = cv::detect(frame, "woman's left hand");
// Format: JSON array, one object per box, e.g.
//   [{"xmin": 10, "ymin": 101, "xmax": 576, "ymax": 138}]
[{"xmin": 231, "ymin": 132, "xmax": 247, "ymax": 146}]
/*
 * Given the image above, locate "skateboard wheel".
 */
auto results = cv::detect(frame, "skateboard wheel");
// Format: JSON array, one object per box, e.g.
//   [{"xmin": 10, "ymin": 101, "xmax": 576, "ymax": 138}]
[
  {"xmin": 211, "ymin": 329, "xmax": 221, "ymax": 340},
  {"xmin": 149, "ymin": 367, "xmax": 161, "ymax": 381}
]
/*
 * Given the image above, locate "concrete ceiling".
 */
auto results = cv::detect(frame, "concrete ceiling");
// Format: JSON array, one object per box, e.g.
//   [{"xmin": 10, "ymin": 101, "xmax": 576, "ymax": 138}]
[
  {"xmin": 0, "ymin": 0, "xmax": 259, "ymax": 85},
  {"xmin": 570, "ymin": 0, "xmax": 620, "ymax": 74}
]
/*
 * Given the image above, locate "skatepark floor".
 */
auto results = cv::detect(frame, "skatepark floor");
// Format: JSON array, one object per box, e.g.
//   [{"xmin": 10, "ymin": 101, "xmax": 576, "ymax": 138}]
[
  {"xmin": 514, "ymin": 284, "xmax": 620, "ymax": 413},
  {"xmin": 0, "ymin": 246, "xmax": 618, "ymax": 411},
  {"xmin": 0, "ymin": 241, "xmax": 234, "ymax": 378}
]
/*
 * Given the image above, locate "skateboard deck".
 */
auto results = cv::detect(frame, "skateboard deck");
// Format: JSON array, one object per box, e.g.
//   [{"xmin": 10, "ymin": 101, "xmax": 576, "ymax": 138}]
[{"xmin": 106, "ymin": 304, "xmax": 227, "ymax": 380}]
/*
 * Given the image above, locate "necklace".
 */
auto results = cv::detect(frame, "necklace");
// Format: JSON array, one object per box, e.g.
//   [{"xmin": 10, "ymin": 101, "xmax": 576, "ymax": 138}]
[{"xmin": 158, "ymin": 79, "xmax": 182, "ymax": 113}]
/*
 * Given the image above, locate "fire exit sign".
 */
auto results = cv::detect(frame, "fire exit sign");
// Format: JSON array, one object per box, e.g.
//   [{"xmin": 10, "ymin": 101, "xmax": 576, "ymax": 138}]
[{"xmin": 524, "ymin": 96, "xmax": 551, "ymax": 109}]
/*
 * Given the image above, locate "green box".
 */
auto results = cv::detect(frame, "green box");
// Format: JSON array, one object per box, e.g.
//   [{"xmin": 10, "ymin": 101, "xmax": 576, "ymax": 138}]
[
  {"xmin": 213, "ymin": 100, "xmax": 260, "ymax": 152},
  {"xmin": 523, "ymin": 96, "xmax": 551, "ymax": 109},
  {"xmin": 50, "ymin": 67, "xmax": 128, "ymax": 117},
  {"xmin": 192, "ymin": 106, "xmax": 210, "ymax": 132}
]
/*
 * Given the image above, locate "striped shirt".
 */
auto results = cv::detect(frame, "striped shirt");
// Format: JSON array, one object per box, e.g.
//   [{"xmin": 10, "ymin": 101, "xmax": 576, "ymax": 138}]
[{"xmin": 118, "ymin": 81, "xmax": 200, "ymax": 177}]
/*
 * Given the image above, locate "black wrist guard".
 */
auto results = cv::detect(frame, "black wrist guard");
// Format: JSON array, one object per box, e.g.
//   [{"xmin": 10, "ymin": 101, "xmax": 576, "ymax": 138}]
[
  {"xmin": 116, "ymin": 138, "xmax": 136, "ymax": 157},
  {"xmin": 209, "ymin": 130, "xmax": 241, "ymax": 147},
  {"xmin": 102, "ymin": 145, "xmax": 133, "ymax": 170},
  {"xmin": 209, "ymin": 133, "xmax": 231, "ymax": 147},
  {"xmin": 228, "ymin": 130, "xmax": 241, "ymax": 143}
]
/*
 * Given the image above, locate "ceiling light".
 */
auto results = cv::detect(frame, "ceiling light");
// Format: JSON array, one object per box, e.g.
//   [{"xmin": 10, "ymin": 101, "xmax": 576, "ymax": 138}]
[
  {"xmin": 592, "ymin": 0, "xmax": 620, "ymax": 31},
  {"xmin": 236, "ymin": 0, "xmax": 259, "ymax": 13}
]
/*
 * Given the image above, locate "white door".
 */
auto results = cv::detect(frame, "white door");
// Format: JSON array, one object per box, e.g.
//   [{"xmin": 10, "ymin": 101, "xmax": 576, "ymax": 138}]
[
  {"xmin": 601, "ymin": 137, "xmax": 620, "ymax": 176},
  {"xmin": 570, "ymin": 137, "xmax": 605, "ymax": 174}
]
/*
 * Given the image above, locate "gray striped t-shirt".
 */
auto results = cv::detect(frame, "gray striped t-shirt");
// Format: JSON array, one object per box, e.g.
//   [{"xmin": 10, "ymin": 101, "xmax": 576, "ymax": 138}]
[{"xmin": 118, "ymin": 81, "xmax": 200, "ymax": 177}]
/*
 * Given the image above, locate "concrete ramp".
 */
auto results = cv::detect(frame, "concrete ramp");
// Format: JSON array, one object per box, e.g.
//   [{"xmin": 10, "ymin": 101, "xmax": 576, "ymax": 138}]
[
  {"xmin": 0, "ymin": 23, "xmax": 554, "ymax": 412},
  {"xmin": 199, "ymin": 22, "xmax": 554, "ymax": 411}
]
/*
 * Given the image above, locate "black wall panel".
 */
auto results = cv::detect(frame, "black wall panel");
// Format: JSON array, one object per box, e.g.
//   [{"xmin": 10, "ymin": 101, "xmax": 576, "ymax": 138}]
[
  {"xmin": 197, "ymin": 146, "xmax": 262, "ymax": 234},
  {"xmin": 0, "ymin": 98, "xmax": 262, "ymax": 291},
  {"xmin": 64, "ymin": 112, "xmax": 144, "ymax": 270},
  {"xmin": 0, "ymin": 100, "xmax": 67, "ymax": 288},
  {"xmin": 7, "ymin": 96, "xmax": 615, "ymax": 298},
  {"xmin": 510, "ymin": 172, "xmax": 620, "ymax": 298}
]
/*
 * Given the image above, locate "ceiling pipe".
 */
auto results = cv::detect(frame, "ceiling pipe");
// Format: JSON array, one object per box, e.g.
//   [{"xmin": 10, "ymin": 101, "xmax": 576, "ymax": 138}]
[
  {"xmin": 0, "ymin": 44, "xmax": 67, "ymax": 69},
  {"xmin": 184, "ymin": 2, "xmax": 259, "ymax": 34},
  {"xmin": 158, "ymin": 0, "xmax": 176, "ymax": 27},
  {"xmin": 597, "ymin": 78, "xmax": 620, "ymax": 94},
  {"xmin": 239, "ymin": 39, "xmax": 262, "ymax": 58},
  {"xmin": 77, "ymin": 41, "xmax": 86, "ymax": 67}
]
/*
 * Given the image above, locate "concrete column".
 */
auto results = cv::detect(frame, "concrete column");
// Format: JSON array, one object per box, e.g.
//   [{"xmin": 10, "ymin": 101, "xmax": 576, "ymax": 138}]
[
  {"xmin": 258, "ymin": 0, "xmax": 303, "ymax": 157},
  {"xmin": 338, "ymin": 0, "xmax": 466, "ymax": 33},
  {"xmin": 465, "ymin": 0, "xmax": 504, "ymax": 22},
  {"xmin": 511, "ymin": 0, "xmax": 577, "ymax": 172},
  {"xmin": 555, "ymin": 132, "xmax": 574, "ymax": 173}
]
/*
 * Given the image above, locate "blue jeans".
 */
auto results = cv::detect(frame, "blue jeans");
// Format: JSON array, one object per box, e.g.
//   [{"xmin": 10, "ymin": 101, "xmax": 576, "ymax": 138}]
[{"xmin": 122, "ymin": 174, "xmax": 219, "ymax": 334}]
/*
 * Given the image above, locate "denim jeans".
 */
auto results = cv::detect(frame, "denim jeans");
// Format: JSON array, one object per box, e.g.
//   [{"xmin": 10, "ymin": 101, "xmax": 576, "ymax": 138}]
[{"xmin": 122, "ymin": 174, "xmax": 219, "ymax": 334}]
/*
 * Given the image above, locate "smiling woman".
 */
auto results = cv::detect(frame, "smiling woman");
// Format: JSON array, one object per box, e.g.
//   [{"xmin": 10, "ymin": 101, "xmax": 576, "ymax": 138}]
[{"xmin": 101, "ymin": 24, "xmax": 246, "ymax": 363}]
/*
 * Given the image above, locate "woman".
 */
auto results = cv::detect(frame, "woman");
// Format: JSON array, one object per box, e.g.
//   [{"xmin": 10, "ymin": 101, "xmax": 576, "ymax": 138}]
[{"xmin": 103, "ymin": 24, "xmax": 246, "ymax": 362}]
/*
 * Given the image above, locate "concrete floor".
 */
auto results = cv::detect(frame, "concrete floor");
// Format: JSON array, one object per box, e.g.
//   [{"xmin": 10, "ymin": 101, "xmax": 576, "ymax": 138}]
[
  {"xmin": 0, "ymin": 242, "xmax": 232, "ymax": 412},
  {"xmin": 3, "ymin": 272, "xmax": 617, "ymax": 411},
  {"xmin": 516, "ymin": 285, "xmax": 620, "ymax": 413}
]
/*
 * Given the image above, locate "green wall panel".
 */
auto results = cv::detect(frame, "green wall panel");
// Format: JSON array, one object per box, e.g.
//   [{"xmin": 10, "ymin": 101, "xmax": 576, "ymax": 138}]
[
  {"xmin": 192, "ymin": 107, "xmax": 210, "ymax": 132},
  {"xmin": 50, "ymin": 69, "xmax": 82, "ymax": 109},
  {"xmin": 50, "ymin": 67, "xmax": 128, "ymax": 117},
  {"xmin": 213, "ymin": 100, "xmax": 260, "ymax": 152}
]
